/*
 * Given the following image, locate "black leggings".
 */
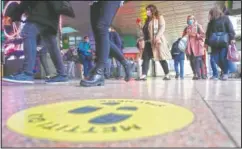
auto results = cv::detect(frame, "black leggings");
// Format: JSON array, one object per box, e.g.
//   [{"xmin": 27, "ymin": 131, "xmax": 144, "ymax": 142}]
[
  {"xmin": 142, "ymin": 42, "xmax": 169, "ymax": 75},
  {"xmin": 90, "ymin": 1, "xmax": 121, "ymax": 67}
]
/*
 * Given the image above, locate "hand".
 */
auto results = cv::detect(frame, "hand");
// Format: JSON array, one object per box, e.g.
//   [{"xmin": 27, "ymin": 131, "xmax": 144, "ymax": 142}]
[
  {"xmin": 204, "ymin": 44, "xmax": 208, "ymax": 49},
  {"xmin": 231, "ymin": 40, "xmax": 236, "ymax": 45},
  {"xmin": 136, "ymin": 22, "xmax": 142, "ymax": 28}
]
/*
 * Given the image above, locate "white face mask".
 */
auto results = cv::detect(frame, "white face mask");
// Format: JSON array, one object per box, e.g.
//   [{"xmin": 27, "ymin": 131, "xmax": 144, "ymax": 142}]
[
  {"xmin": 109, "ymin": 28, "xmax": 112, "ymax": 32},
  {"xmin": 146, "ymin": 10, "xmax": 152, "ymax": 17}
]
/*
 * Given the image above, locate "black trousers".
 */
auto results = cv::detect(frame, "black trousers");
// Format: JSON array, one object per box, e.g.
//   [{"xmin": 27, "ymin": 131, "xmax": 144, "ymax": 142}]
[
  {"xmin": 142, "ymin": 42, "xmax": 169, "ymax": 75},
  {"xmin": 90, "ymin": 1, "xmax": 121, "ymax": 67}
]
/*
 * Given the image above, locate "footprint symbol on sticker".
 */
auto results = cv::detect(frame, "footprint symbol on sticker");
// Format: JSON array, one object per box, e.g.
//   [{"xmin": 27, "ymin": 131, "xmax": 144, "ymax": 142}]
[{"xmin": 68, "ymin": 102, "xmax": 138, "ymax": 124}]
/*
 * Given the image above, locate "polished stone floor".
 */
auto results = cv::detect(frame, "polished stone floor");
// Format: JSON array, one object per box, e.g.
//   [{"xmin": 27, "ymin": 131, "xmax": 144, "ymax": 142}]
[{"xmin": 1, "ymin": 77, "xmax": 241, "ymax": 147}]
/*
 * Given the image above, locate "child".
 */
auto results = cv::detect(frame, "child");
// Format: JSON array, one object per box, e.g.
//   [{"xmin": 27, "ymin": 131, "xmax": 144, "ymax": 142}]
[{"xmin": 171, "ymin": 38, "xmax": 185, "ymax": 80}]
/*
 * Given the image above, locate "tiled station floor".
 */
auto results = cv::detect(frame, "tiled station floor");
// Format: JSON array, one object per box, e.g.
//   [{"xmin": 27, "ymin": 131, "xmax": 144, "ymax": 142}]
[{"xmin": 1, "ymin": 78, "xmax": 241, "ymax": 147}]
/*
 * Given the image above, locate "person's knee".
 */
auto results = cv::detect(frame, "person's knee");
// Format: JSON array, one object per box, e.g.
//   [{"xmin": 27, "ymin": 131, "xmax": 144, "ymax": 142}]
[{"xmin": 95, "ymin": 21, "xmax": 108, "ymax": 34}]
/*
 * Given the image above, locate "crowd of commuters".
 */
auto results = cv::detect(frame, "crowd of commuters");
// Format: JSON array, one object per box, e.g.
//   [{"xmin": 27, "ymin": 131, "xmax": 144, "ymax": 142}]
[{"xmin": 2, "ymin": 1, "xmax": 239, "ymax": 87}]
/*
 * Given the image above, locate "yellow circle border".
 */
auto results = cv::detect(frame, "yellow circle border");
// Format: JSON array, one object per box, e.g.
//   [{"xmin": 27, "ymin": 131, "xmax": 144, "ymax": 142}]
[{"xmin": 7, "ymin": 99, "xmax": 195, "ymax": 142}]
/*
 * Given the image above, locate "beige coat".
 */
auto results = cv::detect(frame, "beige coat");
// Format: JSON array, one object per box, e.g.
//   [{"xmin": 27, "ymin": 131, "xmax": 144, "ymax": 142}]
[{"xmin": 138, "ymin": 15, "xmax": 172, "ymax": 61}]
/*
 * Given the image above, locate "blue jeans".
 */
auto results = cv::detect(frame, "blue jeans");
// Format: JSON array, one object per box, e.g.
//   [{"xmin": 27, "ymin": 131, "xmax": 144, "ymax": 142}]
[
  {"xmin": 174, "ymin": 59, "xmax": 184, "ymax": 78},
  {"xmin": 21, "ymin": 22, "xmax": 65, "ymax": 76},
  {"xmin": 210, "ymin": 54, "xmax": 218, "ymax": 78},
  {"xmin": 90, "ymin": 1, "xmax": 121, "ymax": 67},
  {"xmin": 211, "ymin": 48, "xmax": 229, "ymax": 75},
  {"xmin": 80, "ymin": 54, "xmax": 93, "ymax": 77},
  {"xmin": 104, "ymin": 58, "xmax": 112, "ymax": 77}
]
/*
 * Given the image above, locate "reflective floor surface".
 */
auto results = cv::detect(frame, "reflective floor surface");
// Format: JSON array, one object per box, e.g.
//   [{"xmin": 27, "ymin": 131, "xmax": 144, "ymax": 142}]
[{"xmin": 1, "ymin": 78, "xmax": 241, "ymax": 147}]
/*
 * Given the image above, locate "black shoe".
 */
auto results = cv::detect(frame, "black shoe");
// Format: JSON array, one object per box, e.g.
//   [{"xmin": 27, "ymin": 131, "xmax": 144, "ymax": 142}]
[
  {"xmin": 163, "ymin": 76, "xmax": 171, "ymax": 80},
  {"xmin": 192, "ymin": 76, "xmax": 201, "ymax": 80},
  {"xmin": 175, "ymin": 74, "xmax": 179, "ymax": 79},
  {"xmin": 136, "ymin": 75, "xmax": 147, "ymax": 81},
  {"xmin": 80, "ymin": 66, "xmax": 105, "ymax": 87},
  {"xmin": 120, "ymin": 59, "xmax": 131, "ymax": 82}
]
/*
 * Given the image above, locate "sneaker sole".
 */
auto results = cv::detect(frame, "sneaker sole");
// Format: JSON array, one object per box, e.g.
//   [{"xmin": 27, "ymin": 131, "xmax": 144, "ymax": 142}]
[{"xmin": 2, "ymin": 78, "xmax": 34, "ymax": 84}]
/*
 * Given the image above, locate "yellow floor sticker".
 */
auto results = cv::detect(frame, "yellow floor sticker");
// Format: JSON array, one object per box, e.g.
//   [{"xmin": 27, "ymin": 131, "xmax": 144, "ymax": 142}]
[{"xmin": 7, "ymin": 99, "xmax": 194, "ymax": 142}]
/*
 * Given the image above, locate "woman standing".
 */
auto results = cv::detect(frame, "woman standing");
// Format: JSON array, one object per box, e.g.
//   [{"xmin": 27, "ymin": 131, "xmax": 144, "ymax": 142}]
[
  {"xmin": 205, "ymin": 6, "xmax": 236, "ymax": 81},
  {"xmin": 136, "ymin": 4, "xmax": 172, "ymax": 80},
  {"xmin": 182, "ymin": 15, "xmax": 206, "ymax": 80},
  {"xmin": 80, "ymin": 1, "xmax": 131, "ymax": 87}
]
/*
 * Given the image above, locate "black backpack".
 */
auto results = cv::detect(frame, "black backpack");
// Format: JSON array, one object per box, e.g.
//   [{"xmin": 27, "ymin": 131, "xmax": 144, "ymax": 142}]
[
  {"xmin": 48, "ymin": 1, "xmax": 75, "ymax": 18},
  {"xmin": 171, "ymin": 38, "xmax": 182, "ymax": 56}
]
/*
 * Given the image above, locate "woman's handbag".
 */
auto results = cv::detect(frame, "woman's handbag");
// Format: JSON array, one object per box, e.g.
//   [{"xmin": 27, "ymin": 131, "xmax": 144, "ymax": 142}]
[
  {"xmin": 227, "ymin": 43, "xmax": 240, "ymax": 62},
  {"xmin": 178, "ymin": 35, "xmax": 188, "ymax": 52},
  {"xmin": 208, "ymin": 22, "xmax": 229, "ymax": 48},
  {"xmin": 208, "ymin": 32, "xmax": 229, "ymax": 48}
]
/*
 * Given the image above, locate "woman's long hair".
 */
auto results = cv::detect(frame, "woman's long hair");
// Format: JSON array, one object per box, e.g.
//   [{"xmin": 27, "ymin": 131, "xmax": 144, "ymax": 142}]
[
  {"xmin": 145, "ymin": 4, "xmax": 160, "ymax": 23},
  {"xmin": 209, "ymin": 6, "xmax": 224, "ymax": 20}
]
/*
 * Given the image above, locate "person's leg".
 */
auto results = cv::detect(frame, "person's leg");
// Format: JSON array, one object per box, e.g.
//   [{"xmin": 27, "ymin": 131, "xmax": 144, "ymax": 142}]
[
  {"xmin": 3, "ymin": 22, "xmax": 40, "ymax": 83},
  {"xmin": 42, "ymin": 34, "xmax": 68, "ymax": 83},
  {"xmin": 199, "ymin": 57, "xmax": 205, "ymax": 79},
  {"xmin": 219, "ymin": 48, "xmax": 229, "ymax": 80},
  {"xmin": 110, "ymin": 58, "xmax": 115, "ymax": 78},
  {"xmin": 141, "ymin": 43, "xmax": 151, "ymax": 80},
  {"xmin": 66, "ymin": 61, "xmax": 71, "ymax": 78},
  {"xmin": 189, "ymin": 55, "xmax": 196, "ymax": 78},
  {"xmin": 104, "ymin": 58, "xmax": 112, "ymax": 78},
  {"xmin": 90, "ymin": 1, "xmax": 120, "ymax": 67},
  {"xmin": 116, "ymin": 60, "xmax": 122, "ymax": 78},
  {"xmin": 71, "ymin": 61, "xmax": 76, "ymax": 78},
  {"xmin": 109, "ymin": 40, "xmax": 131, "ymax": 81},
  {"xmin": 180, "ymin": 59, "xmax": 185, "ymax": 79},
  {"xmin": 194, "ymin": 56, "xmax": 203, "ymax": 79},
  {"xmin": 210, "ymin": 54, "xmax": 219, "ymax": 79},
  {"xmin": 83, "ymin": 56, "xmax": 89, "ymax": 78},
  {"xmin": 39, "ymin": 45, "xmax": 51, "ymax": 77},
  {"xmin": 174, "ymin": 59, "xmax": 179, "ymax": 79},
  {"xmin": 137, "ymin": 59, "xmax": 142, "ymax": 78},
  {"xmin": 87, "ymin": 59, "xmax": 93, "ymax": 78},
  {"xmin": 87, "ymin": 40, "xmax": 131, "ymax": 81},
  {"xmin": 160, "ymin": 60, "xmax": 170, "ymax": 80},
  {"xmin": 81, "ymin": 1, "xmax": 121, "ymax": 87}
]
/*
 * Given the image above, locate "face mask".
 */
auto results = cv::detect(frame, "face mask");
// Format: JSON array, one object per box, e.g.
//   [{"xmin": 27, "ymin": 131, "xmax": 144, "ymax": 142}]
[
  {"xmin": 187, "ymin": 20, "xmax": 193, "ymax": 25},
  {"xmin": 108, "ymin": 28, "xmax": 111, "ymax": 32}
]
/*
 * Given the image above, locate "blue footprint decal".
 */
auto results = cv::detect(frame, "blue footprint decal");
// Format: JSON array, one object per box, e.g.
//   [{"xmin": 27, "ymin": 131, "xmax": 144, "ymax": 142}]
[
  {"xmin": 68, "ymin": 106, "xmax": 101, "ymax": 114},
  {"xmin": 89, "ymin": 113, "xmax": 132, "ymax": 124}
]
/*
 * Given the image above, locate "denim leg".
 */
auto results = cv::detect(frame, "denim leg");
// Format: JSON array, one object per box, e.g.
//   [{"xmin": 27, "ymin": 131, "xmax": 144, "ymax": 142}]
[
  {"xmin": 210, "ymin": 54, "xmax": 218, "ymax": 77},
  {"xmin": 219, "ymin": 48, "xmax": 229, "ymax": 75},
  {"xmin": 90, "ymin": 1, "xmax": 121, "ymax": 67},
  {"xmin": 83, "ymin": 57, "xmax": 89, "ymax": 77},
  {"xmin": 104, "ymin": 58, "xmax": 112, "ymax": 77},
  {"xmin": 41, "ymin": 34, "xmax": 66, "ymax": 76},
  {"xmin": 20, "ymin": 22, "xmax": 40, "ymax": 75},
  {"xmin": 116, "ymin": 60, "xmax": 122, "ymax": 77},
  {"xmin": 180, "ymin": 60, "xmax": 185, "ymax": 78},
  {"xmin": 174, "ymin": 60, "xmax": 179, "ymax": 75},
  {"xmin": 109, "ymin": 41, "xmax": 125, "ymax": 62}
]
